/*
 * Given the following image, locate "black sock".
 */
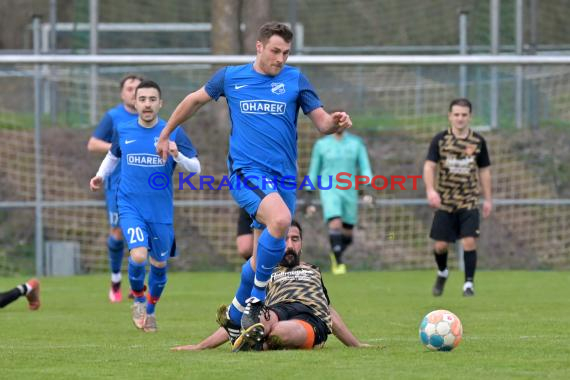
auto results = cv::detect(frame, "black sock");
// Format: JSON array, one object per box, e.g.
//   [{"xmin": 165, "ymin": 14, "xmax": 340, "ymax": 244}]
[
  {"xmin": 464, "ymin": 250, "xmax": 477, "ymax": 282},
  {"xmin": 329, "ymin": 231, "xmax": 344, "ymax": 264},
  {"xmin": 341, "ymin": 234, "xmax": 353, "ymax": 249},
  {"xmin": 433, "ymin": 250, "xmax": 448, "ymax": 273},
  {"xmin": 0, "ymin": 287, "xmax": 24, "ymax": 308}
]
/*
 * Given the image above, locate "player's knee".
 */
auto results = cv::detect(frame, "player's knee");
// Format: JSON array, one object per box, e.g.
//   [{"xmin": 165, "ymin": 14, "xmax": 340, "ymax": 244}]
[
  {"xmin": 327, "ymin": 217, "xmax": 342, "ymax": 230},
  {"xmin": 149, "ymin": 257, "xmax": 167, "ymax": 268},
  {"xmin": 462, "ymin": 238, "xmax": 476, "ymax": 251},
  {"xmin": 110, "ymin": 227, "xmax": 123, "ymax": 240},
  {"xmin": 130, "ymin": 248, "xmax": 147, "ymax": 264},
  {"xmin": 236, "ymin": 236, "xmax": 253, "ymax": 260},
  {"xmin": 434, "ymin": 241, "xmax": 448, "ymax": 253},
  {"xmin": 270, "ymin": 213, "xmax": 291, "ymax": 236}
]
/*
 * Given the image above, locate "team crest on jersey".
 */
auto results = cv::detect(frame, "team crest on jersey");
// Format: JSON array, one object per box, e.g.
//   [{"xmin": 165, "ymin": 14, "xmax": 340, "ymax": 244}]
[
  {"xmin": 464, "ymin": 144, "xmax": 477, "ymax": 156},
  {"xmin": 154, "ymin": 136, "xmax": 159, "ymax": 148},
  {"xmin": 271, "ymin": 82, "xmax": 286, "ymax": 95}
]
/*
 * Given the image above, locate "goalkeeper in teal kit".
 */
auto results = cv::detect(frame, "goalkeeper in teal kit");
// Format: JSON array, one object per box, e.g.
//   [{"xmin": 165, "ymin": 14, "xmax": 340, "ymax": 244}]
[{"xmin": 306, "ymin": 130, "xmax": 373, "ymax": 275}]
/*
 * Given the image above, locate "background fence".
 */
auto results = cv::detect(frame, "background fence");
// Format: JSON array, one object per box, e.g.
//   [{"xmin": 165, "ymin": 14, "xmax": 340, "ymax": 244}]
[{"xmin": 1, "ymin": 0, "xmax": 570, "ymax": 275}]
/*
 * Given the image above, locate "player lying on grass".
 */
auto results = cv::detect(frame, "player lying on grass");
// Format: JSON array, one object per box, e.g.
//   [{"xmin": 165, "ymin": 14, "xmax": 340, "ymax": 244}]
[{"xmin": 172, "ymin": 220, "xmax": 369, "ymax": 351}]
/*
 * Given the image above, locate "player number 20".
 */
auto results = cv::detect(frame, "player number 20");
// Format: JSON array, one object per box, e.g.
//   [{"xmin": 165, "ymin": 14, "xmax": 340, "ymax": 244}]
[{"xmin": 127, "ymin": 227, "xmax": 144, "ymax": 243}]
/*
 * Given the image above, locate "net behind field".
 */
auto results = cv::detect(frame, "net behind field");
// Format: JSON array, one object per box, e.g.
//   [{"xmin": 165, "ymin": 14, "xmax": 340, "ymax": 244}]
[{"xmin": 3, "ymin": 33, "xmax": 570, "ymax": 273}]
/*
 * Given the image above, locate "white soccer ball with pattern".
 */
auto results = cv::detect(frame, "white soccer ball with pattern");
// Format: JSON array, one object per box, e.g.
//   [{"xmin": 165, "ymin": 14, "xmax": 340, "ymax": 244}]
[{"xmin": 419, "ymin": 309, "xmax": 463, "ymax": 351}]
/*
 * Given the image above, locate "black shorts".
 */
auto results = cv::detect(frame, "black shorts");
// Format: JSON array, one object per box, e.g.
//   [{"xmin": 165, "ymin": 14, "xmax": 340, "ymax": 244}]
[
  {"xmin": 430, "ymin": 208, "xmax": 480, "ymax": 242},
  {"xmin": 268, "ymin": 302, "xmax": 329, "ymax": 347},
  {"xmin": 236, "ymin": 208, "xmax": 253, "ymax": 237}
]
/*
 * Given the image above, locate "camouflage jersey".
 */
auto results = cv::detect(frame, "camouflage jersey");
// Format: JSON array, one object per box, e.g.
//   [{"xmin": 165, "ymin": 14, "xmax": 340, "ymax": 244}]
[
  {"xmin": 426, "ymin": 127, "xmax": 491, "ymax": 212},
  {"xmin": 265, "ymin": 262, "xmax": 332, "ymax": 332}
]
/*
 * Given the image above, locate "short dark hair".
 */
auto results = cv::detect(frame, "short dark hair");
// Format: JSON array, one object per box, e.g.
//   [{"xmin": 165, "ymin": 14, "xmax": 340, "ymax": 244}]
[
  {"xmin": 290, "ymin": 220, "xmax": 302, "ymax": 239},
  {"xmin": 257, "ymin": 22, "xmax": 293, "ymax": 44},
  {"xmin": 120, "ymin": 74, "xmax": 144, "ymax": 89},
  {"xmin": 449, "ymin": 98, "xmax": 472, "ymax": 113},
  {"xmin": 135, "ymin": 80, "xmax": 161, "ymax": 98}
]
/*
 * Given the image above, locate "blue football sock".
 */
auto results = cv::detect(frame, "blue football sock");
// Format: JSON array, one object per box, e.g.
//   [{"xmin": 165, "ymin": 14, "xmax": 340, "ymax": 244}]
[
  {"xmin": 251, "ymin": 229, "xmax": 285, "ymax": 302},
  {"xmin": 228, "ymin": 260, "xmax": 255, "ymax": 324},
  {"xmin": 147, "ymin": 264, "xmax": 167, "ymax": 315},
  {"xmin": 128, "ymin": 257, "xmax": 146, "ymax": 303},
  {"xmin": 107, "ymin": 235, "xmax": 124, "ymax": 275}
]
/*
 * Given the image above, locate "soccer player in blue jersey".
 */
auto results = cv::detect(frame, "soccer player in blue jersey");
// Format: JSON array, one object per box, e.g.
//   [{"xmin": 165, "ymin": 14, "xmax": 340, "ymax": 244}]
[
  {"xmin": 90, "ymin": 80, "xmax": 201, "ymax": 332},
  {"xmin": 87, "ymin": 74, "xmax": 143, "ymax": 303},
  {"xmin": 156, "ymin": 22, "xmax": 352, "ymax": 340}
]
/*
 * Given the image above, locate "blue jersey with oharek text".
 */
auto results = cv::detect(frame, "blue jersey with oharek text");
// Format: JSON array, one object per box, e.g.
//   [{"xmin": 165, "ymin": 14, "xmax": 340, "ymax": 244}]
[
  {"xmin": 110, "ymin": 118, "xmax": 197, "ymax": 224},
  {"xmin": 92, "ymin": 103, "xmax": 138, "ymax": 190},
  {"xmin": 205, "ymin": 63, "xmax": 322, "ymax": 180}
]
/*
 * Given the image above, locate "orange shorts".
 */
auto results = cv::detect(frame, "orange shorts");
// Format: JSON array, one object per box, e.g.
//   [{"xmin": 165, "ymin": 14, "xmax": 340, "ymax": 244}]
[{"xmin": 295, "ymin": 320, "xmax": 315, "ymax": 349}]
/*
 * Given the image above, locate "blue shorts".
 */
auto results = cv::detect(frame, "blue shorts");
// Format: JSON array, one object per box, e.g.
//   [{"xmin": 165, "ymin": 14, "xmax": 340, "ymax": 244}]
[
  {"xmin": 119, "ymin": 208, "xmax": 176, "ymax": 263},
  {"xmin": 229, "ymin": 169, "xmax": 296, "ymax": 230},
  {"xmin": 105, "ymin": 186, "xmax": 120, "ymax": 228}
]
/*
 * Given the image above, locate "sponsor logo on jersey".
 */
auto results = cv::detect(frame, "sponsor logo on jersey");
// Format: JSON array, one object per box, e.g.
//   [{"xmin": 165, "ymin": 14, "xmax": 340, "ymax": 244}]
[
  {"xmin": 127, "ymin": 153, "xmax": 165, "ymax": 167},
  {"xmin": 445, "ymin": 157, "xmax": 474, "ymax": 174},
  {"xmin": 239, "ymin": 100, "xmax": 286, "ymax": 115},
  {"xmin": 271, "ymin": 82, "xmax": 286, "ymax": 95}
]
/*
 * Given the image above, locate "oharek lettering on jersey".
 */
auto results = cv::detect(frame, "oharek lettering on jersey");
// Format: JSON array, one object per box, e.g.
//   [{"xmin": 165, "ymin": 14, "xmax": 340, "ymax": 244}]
[
  {"xmin": 445, "ymin": 157, "xmax": 474, "ymax": 174},
  {"xmin": 127, "ymin": 153, "xmax": 166, "ymax": 167},
  {"xmin": 240, "ymin": 100, "xmax": 286, "ymax": 115}
]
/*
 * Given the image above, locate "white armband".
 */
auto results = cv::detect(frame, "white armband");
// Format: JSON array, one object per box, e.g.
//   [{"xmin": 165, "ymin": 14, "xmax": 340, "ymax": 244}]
[
  {"xmin": 96, "ymin": 151, "xmax": 120, "ymax": 179},
  {"xmin": 173, "ymin": 152, "xmax": 201, "ymax": 174}
]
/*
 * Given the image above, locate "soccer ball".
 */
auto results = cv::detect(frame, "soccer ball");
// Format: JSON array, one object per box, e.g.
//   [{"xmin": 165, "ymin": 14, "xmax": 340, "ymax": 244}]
[{"xmin": 419, "ymin": 309, "xmax": 463, "ymax": 351}]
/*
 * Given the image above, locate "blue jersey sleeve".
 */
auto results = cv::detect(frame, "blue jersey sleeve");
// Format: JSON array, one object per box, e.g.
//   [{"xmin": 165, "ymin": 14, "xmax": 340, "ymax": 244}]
[
  {"xmin": 204, "ymin": 67, "xmax": 227, "ymax": 101},
  {"xmin": 92, "ymin": 112, "xmax": 114, "ymax": 142},
  {"xmin": 110, "ymin": 128, "xmax": 121, "ymax": 157},
  {"xmin": 173, "ymin": 127, "xmax": 198, "ymax": 158},
  {"xmin": 298, "ymin": 72, "xmax": 323, "ymax": 115}
]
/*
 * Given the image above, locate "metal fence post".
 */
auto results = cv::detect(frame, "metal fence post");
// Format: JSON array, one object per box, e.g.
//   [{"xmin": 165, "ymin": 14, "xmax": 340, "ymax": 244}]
[
  {"xmin": 33, "ymin": 16, "xmax": 45, "ymax": 276},
  {"xmin": 515, "ymin": 0, "xmax": 524, "ymax": 129},
  {"xmin": 459, "ymin": 10, "xmax": 469, "ymax": 98},
  {"xmin": 490, "ymin": 0, "xmax": 500, "ymax": 129},
  {"xmin": 89, "ymin": 0, "xmax": 98, "ymax": 126}
]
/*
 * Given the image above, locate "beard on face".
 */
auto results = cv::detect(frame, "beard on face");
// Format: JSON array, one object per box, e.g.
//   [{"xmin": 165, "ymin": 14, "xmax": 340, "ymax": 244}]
[{"xmin": 279, "ymin": 247, "xmax": 300, "ymax": 268}]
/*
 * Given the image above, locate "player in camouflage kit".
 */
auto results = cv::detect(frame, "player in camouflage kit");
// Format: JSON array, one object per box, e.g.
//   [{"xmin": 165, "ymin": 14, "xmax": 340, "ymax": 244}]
[
  {"xmin": 172, "ymin": 221, "xmax": 368, "ymax": 351},
  {"xmin": 423, "ymin": 98, "xmax": 492, "ymax": 297}
]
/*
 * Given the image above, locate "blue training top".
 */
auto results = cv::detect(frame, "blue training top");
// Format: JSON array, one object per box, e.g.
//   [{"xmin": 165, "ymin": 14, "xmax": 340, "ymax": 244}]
[
  {"xmin": 110, "ymin": 118, "xmax": 197, "ymax": 223},
  {"xmin": 205, "ymin": 62, "xmax": 322, "ymax": 179}
]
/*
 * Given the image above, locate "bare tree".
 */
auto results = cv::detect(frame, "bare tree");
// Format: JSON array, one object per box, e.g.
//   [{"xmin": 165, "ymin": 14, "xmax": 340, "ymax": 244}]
[
  {"xmin": 211, "ymin": 0, "xmax": 241, "ymax": 55},
  {"xmin": 209, "ymin": 0, "xmax": 241, "ymax": 134},
  {"xmin": 241, "ymin": 0, "xmax": 272, "ymax": 54}
]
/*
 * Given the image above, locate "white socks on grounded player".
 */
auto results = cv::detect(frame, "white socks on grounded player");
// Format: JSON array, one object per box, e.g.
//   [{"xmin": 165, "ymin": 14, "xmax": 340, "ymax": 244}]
[
  {"xmin": 17, "ymin": 284, "xmax": 28, "ymax": 295},
  {"xmin": 111, "ymin": 272, "xmax": 122, "ymax": 283},
  {"xmin": 437, "ymin": 269, "xmax": 449, "ymax": 278}
]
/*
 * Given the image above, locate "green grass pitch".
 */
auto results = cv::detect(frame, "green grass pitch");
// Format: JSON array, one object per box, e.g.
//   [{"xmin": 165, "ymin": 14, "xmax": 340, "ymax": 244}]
[{"xmin": 1, "ymin": 271, "xmax": 569, "ymax": 379}]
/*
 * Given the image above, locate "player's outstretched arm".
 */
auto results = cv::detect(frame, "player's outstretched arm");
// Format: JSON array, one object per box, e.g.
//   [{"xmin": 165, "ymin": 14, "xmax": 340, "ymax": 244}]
[
  {"xmin": 171, "ymin": 327, "xmax": 229, "ymax": 351},
  {"xmin": 308, "ymin": 108, "xmax": 352, "ymax": 135},
  {"xmin": 330, "ymin": 306, "xmax": 370, "ymax": 347},
  {"xmin": 157, "ymin": 87, "xmax": 212, "ymax": 161}
]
